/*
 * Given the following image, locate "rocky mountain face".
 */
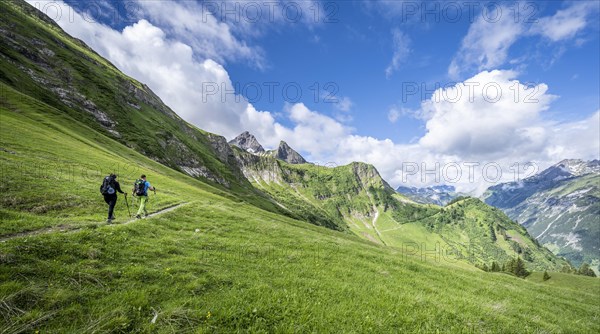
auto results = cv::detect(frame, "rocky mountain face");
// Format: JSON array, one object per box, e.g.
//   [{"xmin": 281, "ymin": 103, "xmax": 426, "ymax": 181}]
[
  {"xmin": 268, "ymin": 141, "xmax": 307, "ymax": 164},
  {"xmin": 396, "ymin": 185, "xmax": 462, "ymax": 206},
  {"xmin": 229, "ymin": 131, "xmax": 307, "ymax": 165},
  {"xmin": 228, "ymin": 131, "xmax": 265, "ymax": 153},
  {"xmin": 483, "ymin": 159, "xmax": 600, "ymax": 273},
  {"xmin": 230, "ymin": 136, "xmax": 388, "ymax": 231}
]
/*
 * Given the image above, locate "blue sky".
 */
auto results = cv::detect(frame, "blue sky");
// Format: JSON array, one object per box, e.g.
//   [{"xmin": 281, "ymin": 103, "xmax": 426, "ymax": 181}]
[{"xmin": 31, "ymin": 0, "xmax": 600, "ymax": 192}]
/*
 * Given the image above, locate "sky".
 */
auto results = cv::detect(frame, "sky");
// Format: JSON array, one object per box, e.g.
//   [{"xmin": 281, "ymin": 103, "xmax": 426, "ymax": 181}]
[{"xmin": 27, "ymin": 0, "xmax": 600, "ymax": 194}]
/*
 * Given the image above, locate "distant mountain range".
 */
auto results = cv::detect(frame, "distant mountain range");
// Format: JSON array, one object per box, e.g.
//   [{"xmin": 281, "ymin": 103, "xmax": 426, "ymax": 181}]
[
  {"xmin": 395, "ymin": 185, "xmax": 463, "ymax": 206},
  {"xmin": 483, "ymin": 159, "xmax": 600, "ymax": 274},
  {"xmin": 395, "ymin": 159, "xmax": 600, "ymax": 274}
]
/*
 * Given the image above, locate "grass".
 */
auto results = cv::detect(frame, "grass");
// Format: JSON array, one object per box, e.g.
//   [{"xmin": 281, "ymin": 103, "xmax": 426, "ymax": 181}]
[
  {"xmin": 2, "ymin": 84, "xmax": 599, "ymax": 333},
  {"xmin": 1, "ymin": 1, "xmax": 599, "ymax": 331},
  {"xmin": 0, "ymin": 0, "xmax": 273, "ymax": 203},
  {"xmin": 527, "ymin": 272, "xmax": 600, "ymax": 292}
]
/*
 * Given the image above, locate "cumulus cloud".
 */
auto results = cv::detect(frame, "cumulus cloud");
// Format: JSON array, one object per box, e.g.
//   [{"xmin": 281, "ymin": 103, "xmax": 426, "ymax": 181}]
[
  {"xmin": 385, "ymin": 29, "xmax": 411, "ymax": 78},
  {"xmin": 303, "ymin": 70, "xmax": 598, "ymax": 194},
  {"xmin": 132, "ymin": 0, "xmax": 265, "ymax": 68},
  {"xmin": 419, "ymin": 70, "xmax": 556, "ymax": 158}
]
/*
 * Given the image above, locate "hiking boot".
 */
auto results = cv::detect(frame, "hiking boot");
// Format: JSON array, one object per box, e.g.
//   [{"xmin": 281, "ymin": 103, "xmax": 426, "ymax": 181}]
[{"xmin": 107, "ymin": 218, "xmax": 113, "ymax": 223}]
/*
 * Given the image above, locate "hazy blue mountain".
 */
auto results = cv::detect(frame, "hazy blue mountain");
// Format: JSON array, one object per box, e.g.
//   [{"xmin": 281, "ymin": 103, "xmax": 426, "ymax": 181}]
[
  {"xmin": 483, "ymin": 159, "xmax": 600, "ymax": 273},
  {"xmin": 396, "ymin": 185, "xmax": 463, "ymax": 206}
]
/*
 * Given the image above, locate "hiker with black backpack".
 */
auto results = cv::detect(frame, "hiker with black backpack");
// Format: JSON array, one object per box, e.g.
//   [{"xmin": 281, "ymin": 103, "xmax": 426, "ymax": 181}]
[
  {"xmin": 100, "ymin": 174, "xmax": 126, "ymax": 223},
  {"xmin": 133, "ymin": 174, "xmax": 156, "ymax": 219}
]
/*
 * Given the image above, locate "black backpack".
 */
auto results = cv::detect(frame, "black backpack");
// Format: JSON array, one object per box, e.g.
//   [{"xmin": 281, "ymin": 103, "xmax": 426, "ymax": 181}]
[
  {"xmin": 100, "ymin": 176, "xmax": 116, "ymax": 195},
  {"xmin": 134, "ymin": 179, "xmax": 146, "ymax": 196}
]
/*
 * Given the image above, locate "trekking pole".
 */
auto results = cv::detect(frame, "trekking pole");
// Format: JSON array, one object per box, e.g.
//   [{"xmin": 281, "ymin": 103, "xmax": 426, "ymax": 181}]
[{"xmin": 124, "ymin": 193, "xmax": 132, "ymax": 218}]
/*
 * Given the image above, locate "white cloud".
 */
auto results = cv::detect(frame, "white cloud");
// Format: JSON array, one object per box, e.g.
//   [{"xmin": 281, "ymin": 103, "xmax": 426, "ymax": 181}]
[
  {"xmin": 133, "ymin": 0, "xmax": 265, "ymax": 68},
  {"xmin": 545, "ymin": 111, "xmax": 600, "ymax": 161},
  {"xmin": 333, "ymin": 96, "xmax": 353, "ymax": 112},
  {"xmin": 388, "ymin": 105, "xmax": 418, "ymax": 123},
  {"xmin": 449, "ymin": 2, "xmax": 600, "ymax": 79},
  {"xmin": 388, "ymin": 107, "xmax": 401, "ymax": 123},
  {"xmin": 301, "ymin": 70, "xmax": 598, "ymax": 194},
  {"xmin": 27, "ymin": 0, "xmax": 277, "ymax": 139},
  {"xmin": 419, "ymin": 70, "xmax": 555, "ymax": 158},
  {"xmin": 448, "ymin": 5, "xmax": 523, "ymax": 79},
  {"xmin": 386, "ymin": 29, "xmax": 411, "ymax": 78},
  {"xmin": 532, "ymin": 2, "xmax": 599, "ymax": 42}
]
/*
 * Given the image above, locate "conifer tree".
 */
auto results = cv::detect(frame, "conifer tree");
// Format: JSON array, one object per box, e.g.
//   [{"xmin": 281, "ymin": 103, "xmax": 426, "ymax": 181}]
[
  {"xmin": 491, "ymin": 261, "xmax": 500, "ymax": 272},
  {"xmin": 514, "ymin": 257, "xmax": 529, "ymax": 278},
  {"xmin": 489, "ymin": 224, "xmax": 497, "ymax": 242},
  {"xmin": 543, "ymin": 271, "xmax": 551, "ymax": 281}
]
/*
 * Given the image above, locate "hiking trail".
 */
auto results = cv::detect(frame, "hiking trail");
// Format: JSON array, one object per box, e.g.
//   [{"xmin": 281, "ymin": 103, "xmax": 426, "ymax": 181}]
[{"xmin": 0, "ymin": 203, "xmax": 188, "ymax": 243}]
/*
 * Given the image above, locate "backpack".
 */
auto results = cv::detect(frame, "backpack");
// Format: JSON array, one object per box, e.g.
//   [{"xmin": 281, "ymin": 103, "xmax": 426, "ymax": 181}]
[
  {"xmin": 134, "ymin": 179, "xmax": 146, "ymax": 196},
  {"xmin": 100, "ymin": 176, "xmax": 116, "ymax": 195}
]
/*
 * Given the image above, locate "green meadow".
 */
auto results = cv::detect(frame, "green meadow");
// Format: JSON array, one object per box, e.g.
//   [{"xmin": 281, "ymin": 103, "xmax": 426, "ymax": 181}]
[{"xmin": 1, "ymin": 82, "xmax": 600, "ymax": 333}]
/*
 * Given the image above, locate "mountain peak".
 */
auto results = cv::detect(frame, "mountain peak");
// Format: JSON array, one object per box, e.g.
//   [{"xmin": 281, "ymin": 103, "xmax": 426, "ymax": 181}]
[
  {"xmin": 274, "ymin": 141, "xmax": 307, "ymax": 164},
  {"xmin": 228, "ymin": 131, "xmax": 265, "ymax": 153},
  {"xmin": 553, "ymin": 159, "xmax": 600, "ymax": 177}
]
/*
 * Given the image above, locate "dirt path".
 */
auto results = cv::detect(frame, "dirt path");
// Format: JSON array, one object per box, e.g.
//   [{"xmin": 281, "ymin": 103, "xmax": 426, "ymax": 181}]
[
  {"xmin": 120, "ymin": 203, "xmax": 187, "ymax": 225},
  {"xmin": 371, "ymin": 205, "xmax": 387, "ymax": 246},
  {"xmin": 0, "ymin": 203, "xmax": 187, "ymax": 243}
]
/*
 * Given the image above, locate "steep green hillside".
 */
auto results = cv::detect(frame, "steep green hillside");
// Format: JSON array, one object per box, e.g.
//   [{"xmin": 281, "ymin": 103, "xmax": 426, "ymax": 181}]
[
  {"xmin": 233, "ymin": 148, "xmax": 567, "ymax": 271},
  {"xmin": 484, "ymin": 160, "xmax": 600, "ymax": 274},
  {"xmin": 235, "ymin": 148, "xmax": 396, "ymax": 232},
  {"xmin": 0, "ymin": 0, "xmax": 257, "ymax": 193},
  {"xmin": 0, "ymin": 83, "xmax": 283, "ymax": 234},
  {"xmin": 2, "ymin": 81, "xmax": 599, "ymax": 333}
]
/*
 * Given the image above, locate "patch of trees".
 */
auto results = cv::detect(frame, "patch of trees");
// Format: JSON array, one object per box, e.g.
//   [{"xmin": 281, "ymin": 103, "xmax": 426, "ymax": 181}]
[
  {"xmin": 561, "ymin": 263, "xmax": 597, "ymax": 277},
  {"xmin": 446, "ymin": 196, "xmax": 470, "ymax": 206},
  {"xmin": 489, "ymin": 224, "xmax": 497, "ymax": 242},
  {"xmin": 479, "ymin": 257, "xmax": 530, "ymax": 278},
  {"xmin": 391, "ymin": 203, "xmax": 439, "ymax": 224}
]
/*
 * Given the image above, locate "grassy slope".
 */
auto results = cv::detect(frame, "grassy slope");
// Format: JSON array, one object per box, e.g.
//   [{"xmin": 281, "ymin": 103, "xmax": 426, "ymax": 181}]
[
  {"xmin": 0, "ymin": 83, "xmax": 282, "ymax": 234},
  {"xmin": 1, "ymin": 1, "xmax": 598, "ymax": 331},
  {"xmin": 1, "ymin": 0, "xmax": 567, "ymax": 273},
  {"xmin": 0, "ymin": 95, "xmax": 598, "ymax": 333},
  {"xmin": 0, "ymin": 0, "xmax": 265, "ymax": 196},
  {"xmin": 237, "ymin": 150, "xmax": 567, "ymax": 271},
  {"xmin": 527, "ymin": 272, "xmax": 600, "ymax": 291}
]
